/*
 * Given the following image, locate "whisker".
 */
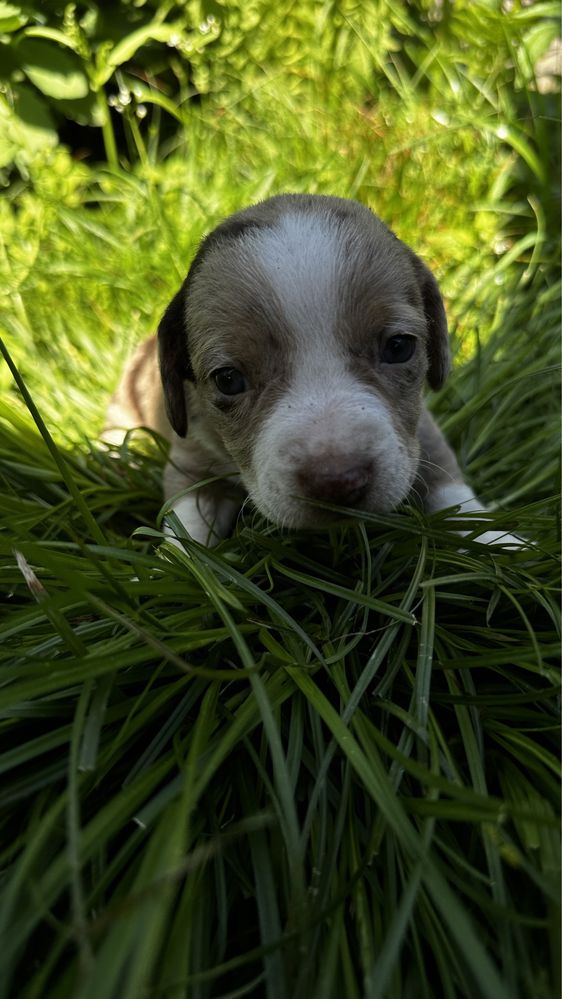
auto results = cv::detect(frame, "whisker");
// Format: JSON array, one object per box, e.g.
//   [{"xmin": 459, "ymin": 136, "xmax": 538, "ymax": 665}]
[{"xmin": 417, "ymin": 457, "xmax": 457, "ymax": 480}]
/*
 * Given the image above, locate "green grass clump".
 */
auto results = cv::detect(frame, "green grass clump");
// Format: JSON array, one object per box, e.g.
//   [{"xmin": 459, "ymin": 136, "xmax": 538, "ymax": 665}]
[
  {"xmin": 0, "ymin": 368, "xmax": 559, "ymax": 997},
  {"xmin": 0, "ymin": 2, "xmax": 560, "ymax": 997}
]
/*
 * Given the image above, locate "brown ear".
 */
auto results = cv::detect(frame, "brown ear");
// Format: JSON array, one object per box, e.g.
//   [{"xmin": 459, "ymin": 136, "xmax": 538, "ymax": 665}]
[
  {"xmin": 157, "ymin": 283, "xmax": 192, "ymax": 438},
  {"xmin": 157, "ymin": 214, "xmax": 266, "ymax": 438},
  {"xmin": 411, "ymin": 256, "xmax": 450, "ymax": 390}
]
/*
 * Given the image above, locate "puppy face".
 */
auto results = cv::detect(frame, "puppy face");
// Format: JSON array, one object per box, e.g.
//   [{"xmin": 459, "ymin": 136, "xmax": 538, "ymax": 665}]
[{"xmin": 159, "ymin": 195, "xmax": 449, "ymax": 528}]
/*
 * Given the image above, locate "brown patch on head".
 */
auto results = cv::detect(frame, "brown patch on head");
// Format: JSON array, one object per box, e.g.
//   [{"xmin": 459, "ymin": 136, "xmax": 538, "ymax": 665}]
[{"xmin": 158, "ymin": 210, "xmax": 277, "ymax": 437}]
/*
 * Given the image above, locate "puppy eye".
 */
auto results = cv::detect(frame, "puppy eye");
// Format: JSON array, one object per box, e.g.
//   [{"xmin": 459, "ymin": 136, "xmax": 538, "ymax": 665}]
[
  {"xmin": 382, "ymin": 334, "xmax": 417, "ymax": 364},
  {"xmin": 213, "ymin": 367, "xmax": 247, "ymax": 396}
]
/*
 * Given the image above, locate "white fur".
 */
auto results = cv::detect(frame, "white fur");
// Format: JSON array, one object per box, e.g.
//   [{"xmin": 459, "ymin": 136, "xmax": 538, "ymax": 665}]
[
  {"xmin": 246, "ymin": 375, "xmax": 416, "ymax": 527},
  {"xmin": 426, "ymin": 483, "xmax": 523, "ymax": 547},
  {"xmin": 425, "ymin": 482, "xmax": 484, "ymax": 514},
  {"xmin": 166, "ymin": 492, "xmax": 239, "ymax": 547},
  {"xmin": 250, "ymin": 213, "xmax": 342, "ymax": 344}
]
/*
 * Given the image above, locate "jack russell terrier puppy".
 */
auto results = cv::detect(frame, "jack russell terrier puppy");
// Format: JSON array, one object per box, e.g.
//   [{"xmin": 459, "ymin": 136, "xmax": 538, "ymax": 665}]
[{"xmin": 105, "ymin": 194, "xmax": 518, "ymax": 547}]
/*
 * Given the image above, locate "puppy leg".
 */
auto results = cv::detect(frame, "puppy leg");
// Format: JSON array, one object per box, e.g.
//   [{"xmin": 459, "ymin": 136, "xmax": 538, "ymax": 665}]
[
  {"xmin": 417, "ymin": 410, "xmax": 523, "ymax": 547},
  {"xmin": 424, "ymin": 481, "xmax": 523, "ymax": 547},
  {"xmin": 163, "ymin": 438, "xmax": 242, "ymax": 547},
  {"xmin": 166, "ymin": 489, "xmax": 241, "ymax": 547}
]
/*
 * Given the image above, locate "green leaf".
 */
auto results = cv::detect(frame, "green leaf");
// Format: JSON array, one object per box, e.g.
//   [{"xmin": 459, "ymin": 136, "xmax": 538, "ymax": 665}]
[
  {"xmin": 95, "ymin": 23, "xmax": 187, "ymax": 86},
  {"xmin": 0, "ymin": 85, "xmax": 57, "ymax": 166},
  {"xmin": 21, "ymin": 25, "xmax": 82, "ymax": 51},
  {"xmin": 0, "ymin": 2, "xmax": 27, "ymax": 32},
  {"xmin": 524, "ymin": 21, "xmax": 561, "ymax": 66},
  {"xmin": 16, "ymin": 38, "xmax": 89, "ymax": 100},
  {"xmin": 124, "ymin": 78, "xmax": 186, "ymax": 124}
]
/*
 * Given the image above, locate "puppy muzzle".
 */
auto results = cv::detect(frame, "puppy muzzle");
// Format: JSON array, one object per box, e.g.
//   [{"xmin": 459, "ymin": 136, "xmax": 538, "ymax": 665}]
[
  {"xmin": 295, "ymin": 455, "xmax": 373, "ymax": 506},
  {"xmin": 247, "ymin": 385, "xmax": 419, "ymax": 527}
]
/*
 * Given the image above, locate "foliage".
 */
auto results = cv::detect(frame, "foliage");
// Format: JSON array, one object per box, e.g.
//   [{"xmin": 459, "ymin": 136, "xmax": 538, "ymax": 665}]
[
  {"xmin": 0, "ymin": 0, "xmax": 559, "ymax": 177},
  {"xmin": 0, "ymin": 1, "xmax": 560, "ymax": 996},
  {"xmin": 0, "ymin": 0, "xmax": 220, "ymax": 170}
]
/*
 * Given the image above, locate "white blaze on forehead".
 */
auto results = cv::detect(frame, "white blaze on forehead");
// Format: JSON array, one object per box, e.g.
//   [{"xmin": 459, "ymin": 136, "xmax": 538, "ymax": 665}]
[{"xmin": 244, "ymin": 211, "xmax": 345, "ymax": 343}]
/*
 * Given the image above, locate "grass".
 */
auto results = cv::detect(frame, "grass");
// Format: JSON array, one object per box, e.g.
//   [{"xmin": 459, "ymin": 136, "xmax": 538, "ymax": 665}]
[{"xmin": 0, "ymin": 3, "xmax": 560, "ymax": 997}]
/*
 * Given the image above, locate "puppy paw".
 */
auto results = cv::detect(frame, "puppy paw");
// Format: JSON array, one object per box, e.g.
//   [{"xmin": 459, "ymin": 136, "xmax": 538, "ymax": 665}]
[
  {"xmin": 471, "ymin": 528, "xmax": 528, "ymax": 549},
  {"xmin": 426, "ymin": 483, "xmax": 529, "ymax": 551}
]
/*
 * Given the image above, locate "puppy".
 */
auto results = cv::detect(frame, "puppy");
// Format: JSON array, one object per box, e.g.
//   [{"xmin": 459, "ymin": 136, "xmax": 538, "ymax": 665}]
[{"xmin": 105, "ymin": 194, "xmax": 517, "ymax": 547}]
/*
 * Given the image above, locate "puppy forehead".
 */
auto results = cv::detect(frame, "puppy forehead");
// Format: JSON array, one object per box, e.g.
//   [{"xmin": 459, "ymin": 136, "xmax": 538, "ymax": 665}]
[
  {"xmin": 187, "ymin": 204, "xmax": 420, "ymax": 363},
  {"xmin": 242, "ymin": 209, "xmax": 413, "ymax": 321},
  {"xmin": 250, "ymin": 211, "xmax": 343, "ymax": 292}
]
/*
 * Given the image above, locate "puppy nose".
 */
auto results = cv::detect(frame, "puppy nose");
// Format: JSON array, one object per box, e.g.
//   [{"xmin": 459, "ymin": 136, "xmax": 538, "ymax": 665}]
[{"xmin": 296, "ymin": 458, "xmax": 372, "ymax": 505}]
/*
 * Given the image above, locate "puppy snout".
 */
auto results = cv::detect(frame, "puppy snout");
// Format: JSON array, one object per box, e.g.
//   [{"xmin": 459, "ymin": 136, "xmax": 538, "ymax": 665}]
[{"xmin": 296, "ymin": 456, "xmax": 372, "ymax": 505}]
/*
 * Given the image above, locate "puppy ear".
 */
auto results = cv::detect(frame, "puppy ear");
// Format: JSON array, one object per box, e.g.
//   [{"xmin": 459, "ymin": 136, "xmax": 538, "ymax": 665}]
[
  {"xmin": 412, "ymin": 256, "xmax": 450, "ymax": 390},
  {"xmin": 158, "ymin": 284, "xmax": 192, "ymax": 438}
]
